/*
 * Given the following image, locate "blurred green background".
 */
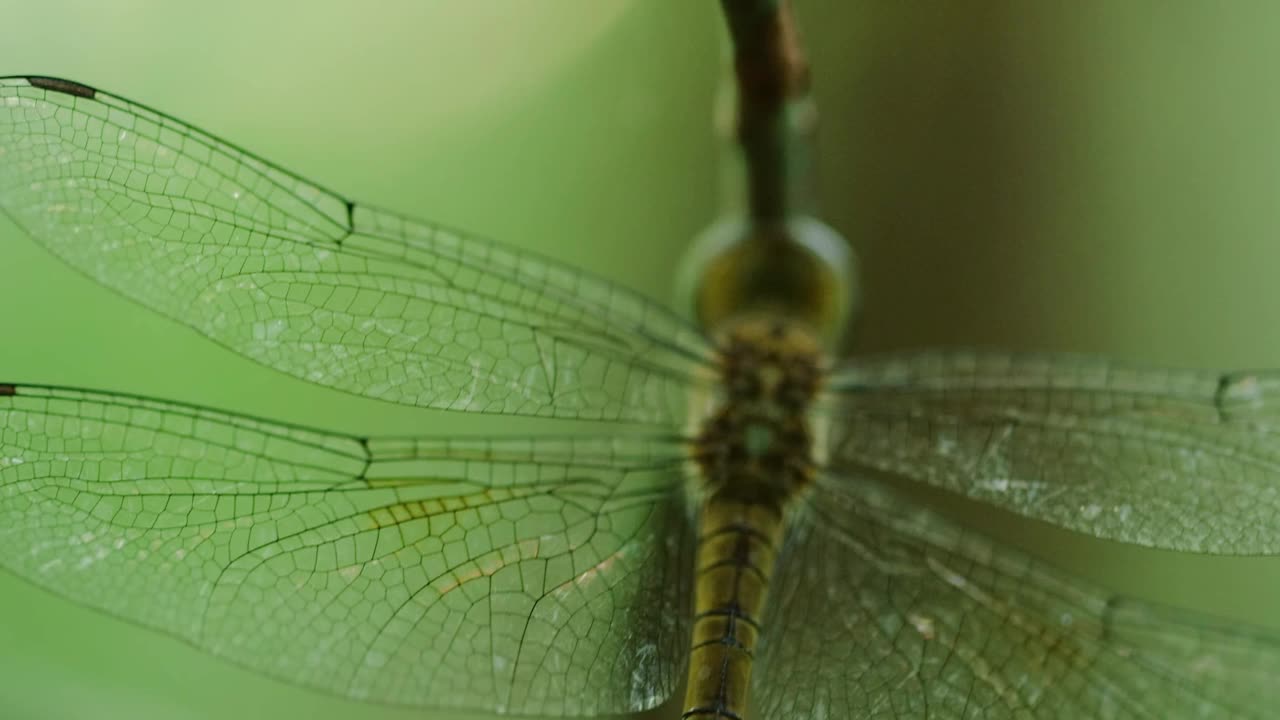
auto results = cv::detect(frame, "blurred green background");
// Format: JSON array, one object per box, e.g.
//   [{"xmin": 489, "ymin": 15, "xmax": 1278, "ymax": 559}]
[{"xmin": 3, "ymin": 1, "xmax": 1280, "ymax": 718}]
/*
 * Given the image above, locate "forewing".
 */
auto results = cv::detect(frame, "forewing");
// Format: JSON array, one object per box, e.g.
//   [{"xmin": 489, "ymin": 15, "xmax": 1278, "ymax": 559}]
[
  {"xmin": 0, "ymin": 76, "xmax": 711, "ymax": 423},
  {"xmin": 0, "ymin": 384, "xmax": 693, "ymax": 715},
  {"xmin": 752, "ymin": 473, "xmax": 1280, "ymax": 719},
  {"xmin": 825, "ymin": 351, "xmax": 1280, "ymax": 553}
]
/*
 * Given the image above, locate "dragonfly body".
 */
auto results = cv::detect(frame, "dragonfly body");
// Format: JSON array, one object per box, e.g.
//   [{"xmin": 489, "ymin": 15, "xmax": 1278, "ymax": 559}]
[{"xmin": 684, "ymin": 319, "xmax": 822, "ymax": 718}]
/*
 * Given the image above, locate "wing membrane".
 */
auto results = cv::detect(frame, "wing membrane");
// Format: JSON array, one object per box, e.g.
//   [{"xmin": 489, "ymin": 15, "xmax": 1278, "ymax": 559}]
[
  {"xmin": 0, "ymin": 76, "xmax": 711, "ymax": 423},
  {"xmin": 752, "ymin": 472, "xmax": 1280, "ymax": 719},
  {"xmin": 0, "ymin": 384, "xmax": 693, "ymax": 715},
  {"xmin": 824, "ymin": 351, "xmax": 1280, "ymax": 553}
]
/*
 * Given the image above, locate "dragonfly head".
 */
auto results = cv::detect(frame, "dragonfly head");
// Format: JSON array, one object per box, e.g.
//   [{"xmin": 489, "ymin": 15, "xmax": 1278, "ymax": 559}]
[{"xmin": 677, "ymin": 215, "xmax": 859, "ymax": 347}]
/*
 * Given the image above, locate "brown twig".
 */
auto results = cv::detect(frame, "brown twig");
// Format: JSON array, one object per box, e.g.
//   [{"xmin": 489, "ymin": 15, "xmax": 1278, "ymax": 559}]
[{"xmin": 718, "ymin": 0, "xmax": 813, "ymax": 221}]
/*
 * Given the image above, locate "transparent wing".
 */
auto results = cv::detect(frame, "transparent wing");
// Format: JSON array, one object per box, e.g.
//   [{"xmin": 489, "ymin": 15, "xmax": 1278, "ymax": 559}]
[
  {"xmin": 824, "ymin": 351, "xmax": 1280, "ymax": 554},
  {"xmin": 0, "ymin": 76, "xmax": 712, "ymax": 423},
  {"xmin": 752, "ymin": 472, "xmax": 1280, "ymax": 720},
  {"xmin": 0, "ymin": 383, "xmax": 693, "ymax": 715}
]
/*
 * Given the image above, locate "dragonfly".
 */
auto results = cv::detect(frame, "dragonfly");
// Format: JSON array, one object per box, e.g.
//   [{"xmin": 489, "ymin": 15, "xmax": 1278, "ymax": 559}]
[{"xmin": 3, "ymin": 74, "xmax": 1280, "ymax": 720}]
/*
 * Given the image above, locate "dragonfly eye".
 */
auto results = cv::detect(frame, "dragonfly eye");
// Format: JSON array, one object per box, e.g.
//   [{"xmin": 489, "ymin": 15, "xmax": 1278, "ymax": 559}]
[{"xmin": 676, "ymin": 215, "xmax": 859, "ymax": 346}]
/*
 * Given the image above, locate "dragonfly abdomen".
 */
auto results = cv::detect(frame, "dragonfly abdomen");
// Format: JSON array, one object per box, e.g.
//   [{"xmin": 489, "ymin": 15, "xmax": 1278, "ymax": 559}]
[
  {"xmin": 683, "ymin": 319, "xmax": 824, "ymax": 718},
  {"xmin": 682, "ymin": 495, "xmax": 785, "ymax": 719}
]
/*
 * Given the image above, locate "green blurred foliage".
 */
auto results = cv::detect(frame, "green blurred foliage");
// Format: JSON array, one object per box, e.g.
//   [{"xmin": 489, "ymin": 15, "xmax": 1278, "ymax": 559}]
[{"xmin": 2, "ymin": 1, "xmax": 1280, "ymax": 718}]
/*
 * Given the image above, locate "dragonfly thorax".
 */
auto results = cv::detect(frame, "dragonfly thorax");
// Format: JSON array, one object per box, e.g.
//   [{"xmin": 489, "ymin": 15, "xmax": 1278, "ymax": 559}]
[{"xmin": 693, "ymin": 319, "xmax": 822, "ymax": 505}]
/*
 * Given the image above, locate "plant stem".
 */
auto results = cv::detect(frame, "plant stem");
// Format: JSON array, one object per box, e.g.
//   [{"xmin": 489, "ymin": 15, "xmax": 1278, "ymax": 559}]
[{"xmin": 718, "ymin": 0, "xmax": 813, "ymax": 222}]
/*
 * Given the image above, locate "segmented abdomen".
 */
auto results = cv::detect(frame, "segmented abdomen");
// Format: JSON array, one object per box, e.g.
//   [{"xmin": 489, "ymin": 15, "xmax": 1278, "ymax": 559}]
[{"xmin": 682, "ymin": 494, "xmax": 786, "ymax": 720}]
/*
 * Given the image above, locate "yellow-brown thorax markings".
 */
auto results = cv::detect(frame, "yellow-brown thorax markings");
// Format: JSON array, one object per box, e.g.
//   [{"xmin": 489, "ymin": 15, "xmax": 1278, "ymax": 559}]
[{"xmin": 683, "ymin": 318, "xmax": 823, "ymax": 720}]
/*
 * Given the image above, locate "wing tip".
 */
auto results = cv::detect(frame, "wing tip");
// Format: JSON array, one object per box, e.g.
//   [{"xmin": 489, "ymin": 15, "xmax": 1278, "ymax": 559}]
[{"xmin": 26, "ymin": 76, "xmax": 97, "ymax": 99}]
